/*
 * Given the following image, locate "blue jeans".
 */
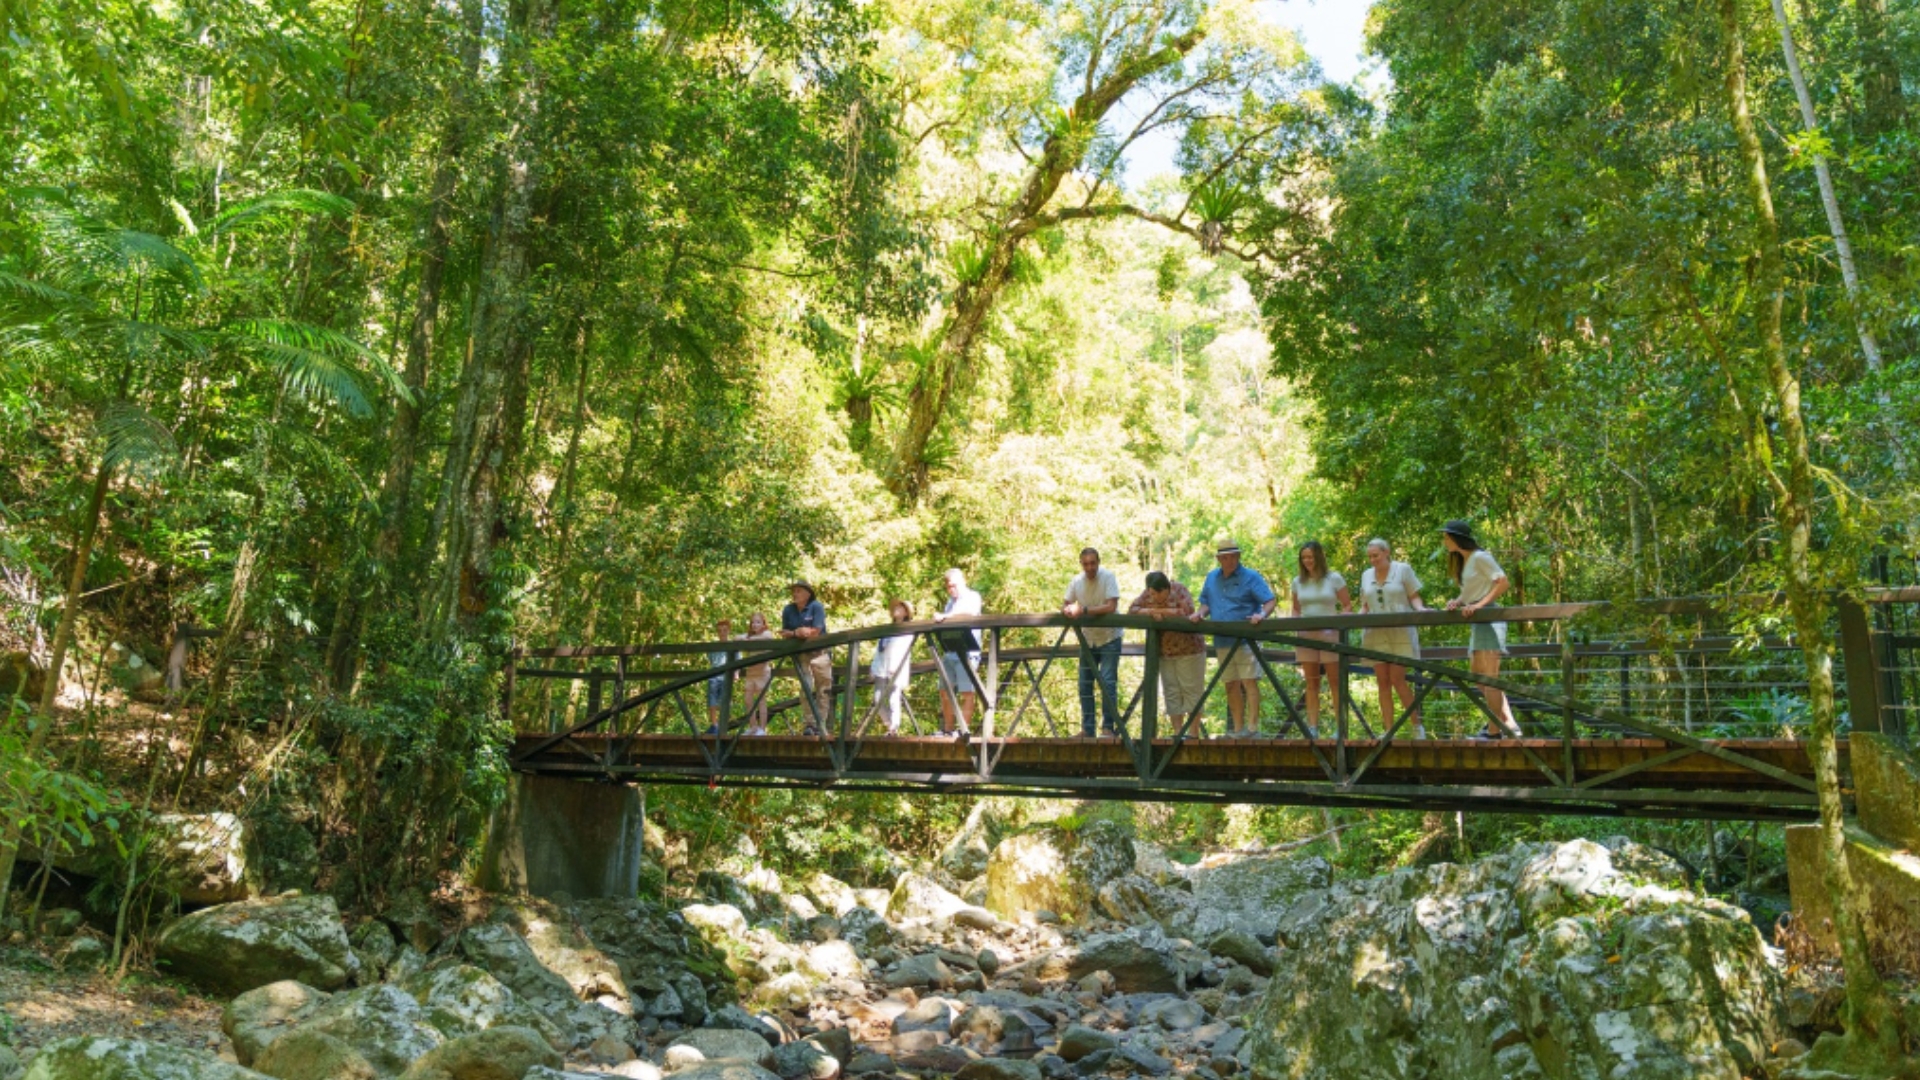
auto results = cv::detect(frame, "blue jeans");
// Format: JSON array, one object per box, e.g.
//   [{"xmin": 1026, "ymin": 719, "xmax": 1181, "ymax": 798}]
[{"xmin": 1080, "ymin": 637, "xmax": 1122, "ymax": 736}]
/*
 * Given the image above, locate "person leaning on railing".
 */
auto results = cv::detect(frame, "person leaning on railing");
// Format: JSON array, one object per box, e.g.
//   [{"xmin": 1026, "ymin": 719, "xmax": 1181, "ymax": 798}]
[
  {"xmin": 1441, "ymin": 520, "xmax": 1522, "ymax": 738},
  {"xmin": 739, "ymin": 612, "xmax": 775, "ymax": 736},
  {"xmin": 1192, "ymin": 539, "xmax": 1278, "ymax": 738},
  {"xmin": 1130, "ymin": 571, "xmax": 1207, "ymax": 739},
  {"xmin": 779, "ymin": 580, "xmax": 833, "ymax": 735},
  {"xmin": 931, "ymin": 568, "xmax": 983, "ymax": 738},
  {"xmin": 1064, "ymin": 547, "xmax": 1123, "ymax": 738},
  {"xmin": 1358, "ymin": 538, "xmax": 1427, "ymax": 739},
  {"xmin": 1290, "ymin": 540, "xmax": 1351, "ymax": 738}
]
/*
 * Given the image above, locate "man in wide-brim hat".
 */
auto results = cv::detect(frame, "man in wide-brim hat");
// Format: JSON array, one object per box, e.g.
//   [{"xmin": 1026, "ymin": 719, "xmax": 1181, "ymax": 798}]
[
  {"xmin": 1191, "ymin": 539, "xmax": 1277, "ymax": 737},
  {"xmin": 779, "ymin": 579, "xmax": 833, "ymax": 734}
]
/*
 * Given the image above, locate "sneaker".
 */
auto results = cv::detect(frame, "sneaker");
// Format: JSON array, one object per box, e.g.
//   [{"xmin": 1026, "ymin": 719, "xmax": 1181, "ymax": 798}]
[
  {"xmin": 705, "ymin": 724, "xmax": 720, "ymax": 737},
  {"xmin": 1101, "ymin": 727, "xmax": 1120, "ymax": 739},
  {"xmin": 1472, "ymin": 730, "xmax": 1500, "ymax": 740}
]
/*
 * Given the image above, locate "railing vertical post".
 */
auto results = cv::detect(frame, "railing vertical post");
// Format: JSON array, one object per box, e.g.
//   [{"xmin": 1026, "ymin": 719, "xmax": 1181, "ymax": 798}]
[
  {"xmin": 167, "ymin": 622, "xmax": 190, "ymax": 696},
  {"xmin": 1839, "ymin": 594, "xmax": 1892, "ymax": 742},
  {"xmin": 614, "ymin": 654, "xmax": 628, "ymax": 735},
  {"xmin": 1141, "ymin": 628, "xmax": 1161, "ymax": 776},
  {"xmin": 503, "ymin": 643, "xmax": 519, "ymax": 733},
  {"xmin": 841, "ymin": 640, "xmax": 859, "ymax": 750},
  {"xmin": 587, "ymin": 670, "xmax": 603, "ymax": 727},
  {"xmin": 718, "ymin": 645, "xmax": 734, "ymax": 738},
  {"xmin": 1617, "ymin": 653, "xmax": 1630, "ymax": 716},
  {"xmin": 986, "ymin": 629, "xmax": 1000, "ymax": 742},
  {"xmin": 1560, "ymin": 629, "xmax": 1577, "ymax": 784},
  {"xmin": 1334, "ymin": 628, "xmax": 1349, "ymax": 782}
]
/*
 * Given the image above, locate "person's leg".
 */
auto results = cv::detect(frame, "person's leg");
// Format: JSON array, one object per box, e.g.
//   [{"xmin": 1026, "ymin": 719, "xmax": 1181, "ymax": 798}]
[
  {"xmin": 1097, "ymin": 639, "xmax": 1121, "ymax": 734},
  {"xmin": 1471, "ymin": 651, "xmax": 1519, "ymax": 735},
  {"xmin": 959, "ymin": 692, "xmax": 976, "ymax": 729},
  {"xmin": 1301, "ymin": 660, "xmax": 1323, "ymax": 731},
  {"xmin": 1244, "ymin": 679, "xmax": 1262, "ymax": 736},
  {"xmin": 1077, "ymin": 642, "xmax": 1098, "ymax": 737},
  {"xmin": 1395, "ymin": 668, "xmax": 1424, "ymax": 737},
  {"xmin": 938, "ymin": 653, "xmax": 958, "ymax": 732},
  {"xmin": 808, "ymin": 654, "xmax": 834, "ymax": 732}
]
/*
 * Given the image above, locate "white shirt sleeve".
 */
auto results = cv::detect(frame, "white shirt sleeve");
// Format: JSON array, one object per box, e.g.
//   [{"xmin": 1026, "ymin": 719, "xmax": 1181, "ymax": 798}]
[
  {"xmin": 1101, "ymin": 569, "xmax": 1120, "ymax": 602},
  {"xmin": 1401, "ymin": 562, "xmax": 1422, "ymax": 596}
]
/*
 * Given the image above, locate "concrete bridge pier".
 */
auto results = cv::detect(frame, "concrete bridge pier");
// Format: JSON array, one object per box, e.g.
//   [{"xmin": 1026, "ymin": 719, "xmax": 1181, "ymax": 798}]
[{"xmin": 478, "ymin": 774, "xmax": 645, "ymax": 899}]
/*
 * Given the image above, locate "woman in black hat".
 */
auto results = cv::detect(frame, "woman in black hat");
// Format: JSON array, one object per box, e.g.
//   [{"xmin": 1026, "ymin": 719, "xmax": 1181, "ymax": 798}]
[{"xmin": 1440, "ymin": 521, "xmax": 1521, "ymax": 738}]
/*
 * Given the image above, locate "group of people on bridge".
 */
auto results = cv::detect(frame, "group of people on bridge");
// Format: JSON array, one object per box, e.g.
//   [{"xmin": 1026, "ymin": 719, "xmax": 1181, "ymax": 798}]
[{"xmin": 704, "ymin": 520, "xmax": 1525, "ymax": 742}]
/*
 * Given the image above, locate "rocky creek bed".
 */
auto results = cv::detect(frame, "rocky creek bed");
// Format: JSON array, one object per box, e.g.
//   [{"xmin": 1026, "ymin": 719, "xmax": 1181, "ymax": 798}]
[{"xmin": 0, "ymin": 825, "xmax": 1884, "ymax": 1080}]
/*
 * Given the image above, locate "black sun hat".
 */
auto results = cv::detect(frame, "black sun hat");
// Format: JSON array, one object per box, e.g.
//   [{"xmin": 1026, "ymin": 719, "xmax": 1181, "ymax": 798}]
[{"xmin": 1439, "ymin": 520, "xmax": 1478, "ymax": 544}]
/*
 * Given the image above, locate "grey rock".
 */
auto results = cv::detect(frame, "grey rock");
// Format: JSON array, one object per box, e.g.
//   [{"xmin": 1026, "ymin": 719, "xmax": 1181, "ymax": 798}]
[
  {"xmin": 1200, "ymin": 931, "xmax": 1270, "ymax": 977},
  {"xmin": 896, "ymin": 1045, "xmax": 978, "ymax": 1073},
  {"xmin": 156, "ymin": 895, "xmax": 360, "ymax": 997},
  {"xmin": 297, "ymin": 983, "xmax": 445, "ymax": 1077},
  {"xmin": 669, "ymin": 1063, "xmax": 783, "ymax": 1080},
  {"xmin": 396, "ymin": 1026, "xmax": 560, "ymax": 1080},
  {"xmin": 985, "ymin": 822, "xmax": 1134, "ymax": 923},
  {"xmin": 950, "ymin": 1006, "xmax": 1033, "ymax": 1049},
  {"xmin": 1113, "ymin": 1043, "xmax": 1171, "ymax": 1076},
  {"xmin": 1054, "ymin": 1028, "xmax": 1117, "ymax": 1063},
  {"xmin": 888, "ymin": 873, "xmax": 973, "ymax": 924},
  {"xmin": 22, "ymin": 1037, "xmax": 271, "ymax": 1080},
  {"xmin": 1209, "ymin": 1029, "xmax": 1245, "ymax": 1059},
  {"xmin": 892, "ymin": 998, "xmax": 955, "ymax": 1035},
  {"xmin": 1067, "ymin": 1049, "xmax": 1111, "ymax": 1076},
  {"xmin": 845, "ymin": 1052, "xmax": 893, "ymax": 1075},
  {"xmin": 1186, "ymin": 855, "xmax": 1331, "ymax": 941},
  {"xmin": 404, "ymin": 965, "xmax": 563, "ymax": 1048},
  {"xmin": 703, "ymin": 1006, "xmax": 782, "ymax": 1047},
  {"xmin": 837, "ymin": 909, "xmax": 891, "ymax": 954},
  {"xmin": 1066, "ymin": 931, "xmax": 1183, "ymax": 994},
  {"xmin": 1138, "ymin": 998, "xmax": 1204, "ymax": 1032},
  {"xmin": 252, "ymin": 1029, "xmax": 377, "ymax": 1080},
  {"xmin": 350, "ymin": 921, "xmax": 397, "ymax": 980},
  {"xmin": 666, "ymin": 1030, "xmax": 776, "ymax": 1070},
  {"xmin": 524, "ymin": 1070, "xmax": 613, "ymax": 1080},
  {"xmin": 769, "ymin": 1042, "xmax": 840, "ymax": 1080},
  {"xmin": 976, "ymin": 949, "xmax": 1000, "ymax": 977},
  {"xmin": 885, "ymin": 954, "xmax": 952, "ymax": 989},
  {"xmin": 806, "ymin": 1031, "xmax": 853, "ymax": 1068},
  {"xmin": 381, "ymin": 892, "xmax": 443, "ymax": 954},
  {"xmin": 57, "ymin": 935, "xmax": 108, "ymax": 970},
  {"xmin": 954, "ymin": 1060, "xmax": 1041, "ymax": 1080},
  {"xmin": 224, "ymin": 981, "xmax": 332, "ymax": 1067},
  {"xmin": 1245, "ymin": 839, "xmax": 1784, "ymax": 1080}
]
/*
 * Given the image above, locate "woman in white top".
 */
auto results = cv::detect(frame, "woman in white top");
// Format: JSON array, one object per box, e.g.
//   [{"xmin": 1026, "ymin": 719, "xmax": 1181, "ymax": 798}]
[
  {"xmin": 870, "ymin": 600, "xmax": 916, "ymax": 736},
  {"xmin": 1357, "ymin": 539, "xmax": 1426, "ymax": 739},
  {"xmin": 1289, "ymin": 540, "xmax": 1350, "ymax": 737},
  {"xmin": 739, "ymin": 612, "xmax": 777, "ymax": 735},
  {"xmin": 1441, "ymin": 520, "xmax": 1520, "ymax": 738}
]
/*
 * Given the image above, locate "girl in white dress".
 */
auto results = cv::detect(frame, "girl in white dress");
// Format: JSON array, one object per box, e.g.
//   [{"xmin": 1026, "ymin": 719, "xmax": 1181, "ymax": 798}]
[
  {"xmin": 1289, "ymin": 540, "xmax": 1350, "ymax": 737},
  {"xmin": 870, "ymin": 600, "xmax": 916, "ymax": 736},
  {"xmin": 1357, "ymin": 539, "xmax": 1426, "ymax": 738},
  {"xmin": 739, "ymin": 612, "xmax": 777, "ymax": 735},
  {"xmin": 1441, "ymin": 520, "xmax": 1521, "ymax": 737}
]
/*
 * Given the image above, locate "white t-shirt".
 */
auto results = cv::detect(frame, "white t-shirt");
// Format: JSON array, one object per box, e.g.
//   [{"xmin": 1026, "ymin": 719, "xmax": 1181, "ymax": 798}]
[
  {"xmin": 1291, "ymin": 572, "xmax": 1346, "ymax": 618},
  {"xmin": 1459, "ymin": 549, "xmax": 1506, "ymax": 607},
  {"xmin": 1359, "ymin": 562, "xmax": 1422, "ymax": 615},
  {"xmin": 871, "ymin": 633, "xmax": 914, "ymax": 680},
  {"xmin": 1066, "ymin": 568, "xmax": 1123, "ymax": 646}
]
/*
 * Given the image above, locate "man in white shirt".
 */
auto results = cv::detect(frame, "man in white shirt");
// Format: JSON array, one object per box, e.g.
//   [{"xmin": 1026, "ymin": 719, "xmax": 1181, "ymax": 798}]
[
  {"xmin": 931, "ymin": 568, "xmax": 984, "ymax": 736},
  {"xmin": 1064, "ymin": 548, "xmax": 1122, "ymax": 737}
]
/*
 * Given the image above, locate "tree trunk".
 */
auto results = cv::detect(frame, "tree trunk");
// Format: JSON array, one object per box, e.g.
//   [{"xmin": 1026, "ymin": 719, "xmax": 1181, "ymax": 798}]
[
  {"xmin": 1853, "ymin": 0, "xmax": 1907, "ymax": 137},
  {"xmin": 890, "ymin": 24, "xmax": 1205, "ymax": 503},
  {"xmin": 428, "ymin": 0, "xmax": 557, "ymax": 636},
  {"xmin": 0, "ymin": 458, "xmax": 114, "ymax": 914},
  {"xmin": 1767, "ymin": 0, "xmax": 1881, "ymax": 372},
  {"xmin": 1718, "ymin": 0, "xmax": 1907, "ymax": 1061}
]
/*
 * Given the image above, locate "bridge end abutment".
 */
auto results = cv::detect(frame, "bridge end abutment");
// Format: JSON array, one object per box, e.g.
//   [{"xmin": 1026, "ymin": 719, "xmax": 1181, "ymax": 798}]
[
  {"xmin": 477, "ymin": 773, "xmax": 645, "ymax": 899},
  {"xmin": 1786, "ymin": 734, "xmax": 1920, "ymax": 962}
]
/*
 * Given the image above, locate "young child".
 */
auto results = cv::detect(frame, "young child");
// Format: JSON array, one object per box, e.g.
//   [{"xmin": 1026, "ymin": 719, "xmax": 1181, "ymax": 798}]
[
  {"xmin": 706, "ymin": 618, "xmax": 733, "ymax": 736},
  {"xmin": 871, "ymin": 600, "xmax": 916, "ymax": 736}
]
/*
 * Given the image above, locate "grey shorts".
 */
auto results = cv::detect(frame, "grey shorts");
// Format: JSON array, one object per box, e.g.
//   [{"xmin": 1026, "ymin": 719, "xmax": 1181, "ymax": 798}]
[{"xmin": 941, "ymin": 651, "xmax": 981, "ymax": 692}]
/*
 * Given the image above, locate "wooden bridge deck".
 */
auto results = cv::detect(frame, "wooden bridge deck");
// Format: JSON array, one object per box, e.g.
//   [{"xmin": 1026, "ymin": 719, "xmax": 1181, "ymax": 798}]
[{"xmin": 510, "ymin": 733, "xmax": 1838, "ymax": 821}]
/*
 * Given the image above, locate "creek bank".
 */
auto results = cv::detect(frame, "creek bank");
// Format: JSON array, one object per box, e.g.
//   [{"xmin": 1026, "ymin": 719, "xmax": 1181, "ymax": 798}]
[{"xmin": 6, "ymin": 826, "xmax": 1875, "ymax": 1080}]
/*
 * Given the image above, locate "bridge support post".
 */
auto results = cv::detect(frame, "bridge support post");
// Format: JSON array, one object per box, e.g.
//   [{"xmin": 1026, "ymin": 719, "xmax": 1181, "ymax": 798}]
[
  {"xmin": 477, "ymin": 774, "xmax": 645, "ymax": 899},
  {"xmin": 1839, "ymin": 594, "xmax": 1899, "ymax": 746}
]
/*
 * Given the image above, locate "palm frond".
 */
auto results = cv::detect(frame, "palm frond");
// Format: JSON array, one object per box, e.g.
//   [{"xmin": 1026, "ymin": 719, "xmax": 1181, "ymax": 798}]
[
  {"xmin": 96, "ymin": 401, "xmax": 178, "ymax": 475},
  {"xmin": 226, "ymin": 318, "xmax": 378, "ymax": 417},
  {"xmin": 0, "ymin": 271, "xmax": 92, "ymax": 312},
  {"xmin": 211, "ymin": 190, "xmax": 355, "ymax": 235}
]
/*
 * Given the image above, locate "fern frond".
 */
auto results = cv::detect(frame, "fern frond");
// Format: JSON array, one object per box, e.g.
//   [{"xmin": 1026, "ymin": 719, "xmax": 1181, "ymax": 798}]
[
  {"xmin": 211, "ymin": 189, "xmax": 355, "ymax": 235},
  {"xmin": 96, "ymin": 401, "xmax": 178, "ymax": 475},
  {"xmin": 226, "ymin": 318, "xmax": 377, "ymax": 417}
]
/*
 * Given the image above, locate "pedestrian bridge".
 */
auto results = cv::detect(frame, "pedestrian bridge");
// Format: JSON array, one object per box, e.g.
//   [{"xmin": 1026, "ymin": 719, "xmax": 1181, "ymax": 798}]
[{"xmin": 505, "ymin": 592, "xmax": 1920, "ymax": 821}]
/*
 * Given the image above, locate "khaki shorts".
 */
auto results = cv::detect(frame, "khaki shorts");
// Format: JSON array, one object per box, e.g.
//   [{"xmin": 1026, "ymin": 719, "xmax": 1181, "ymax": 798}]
[
  {"xmin": 1216, "ymin": 641, "xmax": 1260, "ymax": 683},
  {"xmin": 1294, "ymin": 628, "xmax": 1340, "ymax": 665},
  {"xmin": 1160, "ymin": 653, "xmax": 1207, "ymax": 716},
  {"xmin": 1361, "ymin": 627, "xmax": 1420, "ymax": 661}
]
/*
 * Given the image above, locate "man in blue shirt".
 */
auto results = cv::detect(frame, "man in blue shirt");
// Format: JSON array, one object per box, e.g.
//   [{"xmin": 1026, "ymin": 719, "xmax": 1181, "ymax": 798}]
[
  {"xmin": 779, "ymin": 580, "xmax": 832, "ymax": 735},
  {"xmin": 1192, "ymin": 541, "xmax": 1276, "ymax": 737}
]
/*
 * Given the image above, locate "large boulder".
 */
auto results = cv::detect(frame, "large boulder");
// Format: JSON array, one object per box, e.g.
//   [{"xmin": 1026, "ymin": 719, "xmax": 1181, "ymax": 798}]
[
  {"xmin": 404, "ymin": 965, "xmax": 564, "ymax": 1047},
  {"xmin": 984, "ymin": 821, "xmax": 1133, "ymax": 922},
  {"xmin": 293, "ymin": 984, "xmax": 446, "ymax": 1078},
  {"xmin": 885, "ymin": 873, "xmax": 973, "ymax": 924},
  {"xmin": 225, "ymin": 981, "xmax": 333, "ymax": 1067},
  {"xmin": 1183, "ymin": 853, "xmax": 1330, "ymax": 940},
  {"xmin": 396, "ymin": 1027, "xmax": 560, "ymax": 1080},
  {"xmin": 1066, "ymin": 928, "xmax": 1184, "ymax": 994},
  {"xmin": 157, "ymin": 895, "xmax": 360, "ymax": 997},
  {"xmin": 252, "ymin": 1030, "xmax": 379, "ymax": 1080},
  {"xmin": 22, "ymin": 1036, "xmax": 271, "ymax": 1080},
  {"xmin": 1094, "ymin": 876, "xmax": 1195, "ymax": 932},
  {"xmin": 667, "ymin": 1030, "xmax": 778, "ymax": 1069},
  {"xmin": 1244, "ymin": 839, "xmax": 1783, "ymax": 1080}
]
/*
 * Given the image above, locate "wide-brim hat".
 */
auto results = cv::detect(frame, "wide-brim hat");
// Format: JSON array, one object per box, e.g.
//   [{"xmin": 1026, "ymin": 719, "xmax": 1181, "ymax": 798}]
[
  {"xmin": 1440, "ymin": 520, "xmax": 1477, "ymax": 544},
  {"xmin": 788, "ymin": 580, "xmax": 816, "ymax": 601},
  {"xmin": 1215, "ymin": 540, "xmax": 1242, "ymax": 556}
]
